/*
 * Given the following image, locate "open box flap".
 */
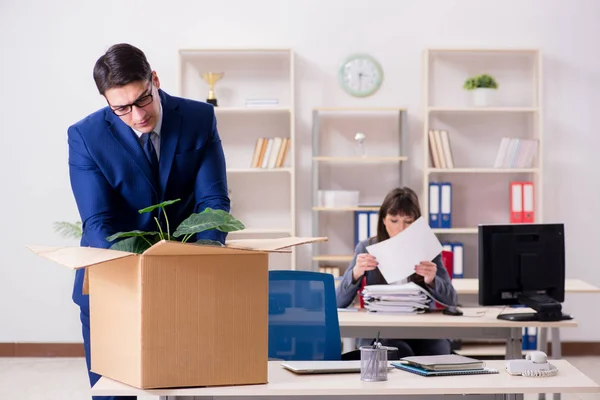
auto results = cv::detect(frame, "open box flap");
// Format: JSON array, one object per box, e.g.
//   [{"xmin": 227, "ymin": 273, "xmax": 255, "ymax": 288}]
[
  {"xmin": 225, "ymin": 236, "xmax": 328, "ymax": 252},
  {"xmin": 141, "ymin": 240, "xmax": 261, "ymax": 256},
  {"xmin": 27, "ymin": 245, "xmax": 135, "ymax": 270}
]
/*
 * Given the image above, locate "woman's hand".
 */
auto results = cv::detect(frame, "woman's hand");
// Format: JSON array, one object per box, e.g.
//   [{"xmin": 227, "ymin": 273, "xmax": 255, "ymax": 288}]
[
  {"xmin": 352, "ymin": 253, "xmax": 378, "ymax": 282},
  {"xmin": 414, "ymin": 261, "xmax": 437, "ymax": 287}
]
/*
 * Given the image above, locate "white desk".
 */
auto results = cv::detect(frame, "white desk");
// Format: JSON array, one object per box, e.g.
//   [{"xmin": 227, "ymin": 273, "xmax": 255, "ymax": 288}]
[
  {"xmin": 451, "ymin": 279, "xmax": 600, "ymax": 295},
  {"xmin": 91, "ymin": 360, "xmax": 600, "ymax": 400},
  {"xmin": 338, "ymin": 307, "xmax": 577, "ymax": 360},
  {"xmin": 450, "ymin": 279, "xmax": 599, "ymax": 361}
]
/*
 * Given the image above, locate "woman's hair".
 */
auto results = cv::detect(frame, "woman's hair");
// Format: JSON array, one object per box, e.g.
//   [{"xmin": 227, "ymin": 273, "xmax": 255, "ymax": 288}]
[
  {"xmin": 93, "ymin": 43, "xmax": 152, "ymax": 95},
  {"xmin": 375, "ymin": 187, "xmax": 422, "ymax": 243}
]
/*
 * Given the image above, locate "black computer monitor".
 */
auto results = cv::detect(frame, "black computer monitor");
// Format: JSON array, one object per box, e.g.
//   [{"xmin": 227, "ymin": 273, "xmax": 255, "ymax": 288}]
[{"xmin": 478, "ymin": 223, "xmax": 572, "ymax": 322}]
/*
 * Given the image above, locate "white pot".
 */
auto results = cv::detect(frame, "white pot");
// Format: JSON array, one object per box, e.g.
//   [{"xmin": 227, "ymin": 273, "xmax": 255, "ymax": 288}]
[{"xmin": 472, "ymin": 88, "xmax": 496, "ymax": 107}]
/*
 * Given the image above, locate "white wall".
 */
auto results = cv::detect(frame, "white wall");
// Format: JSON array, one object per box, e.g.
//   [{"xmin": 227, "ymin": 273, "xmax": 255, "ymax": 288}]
[{"xmin": 1, "ymin": 0, "xmax": 599, "ymax": 342}]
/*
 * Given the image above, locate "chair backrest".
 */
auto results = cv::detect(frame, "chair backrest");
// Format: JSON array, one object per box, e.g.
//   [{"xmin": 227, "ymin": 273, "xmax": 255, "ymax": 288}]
[{"xmin": 268, "ymin": 270, "xmax": 342, "ymax": 361}]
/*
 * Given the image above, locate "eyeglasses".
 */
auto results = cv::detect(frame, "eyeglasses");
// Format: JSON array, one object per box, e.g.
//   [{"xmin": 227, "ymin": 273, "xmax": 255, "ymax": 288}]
[{"xmin": 110, "ymin": 80, "xmax": 154, "ymax": 116}]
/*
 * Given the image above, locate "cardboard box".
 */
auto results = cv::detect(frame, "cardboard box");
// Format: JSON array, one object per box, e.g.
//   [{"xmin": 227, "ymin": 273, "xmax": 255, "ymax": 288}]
[{"xmin": 28, "ymin": 236, "xmax": 326, "ymax": 389}]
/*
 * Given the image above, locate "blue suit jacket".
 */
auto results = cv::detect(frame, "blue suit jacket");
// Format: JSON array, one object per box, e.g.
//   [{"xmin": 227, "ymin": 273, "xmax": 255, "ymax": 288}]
[{"xmin": 68, "ymin": 89, "xmax": 230, "ymax": 307}]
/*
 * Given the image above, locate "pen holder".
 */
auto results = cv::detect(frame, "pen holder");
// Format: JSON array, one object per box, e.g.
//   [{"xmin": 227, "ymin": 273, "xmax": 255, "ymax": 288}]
[{"xmin": 359, "ymin": 344, "xmax": 396, "ymax": 382}]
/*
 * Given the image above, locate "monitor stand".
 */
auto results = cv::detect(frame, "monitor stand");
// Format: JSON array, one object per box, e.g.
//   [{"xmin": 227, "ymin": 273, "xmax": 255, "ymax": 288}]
[{"xmin": 497, "ymin": 293, "xmax": 574, "ymax": 322}]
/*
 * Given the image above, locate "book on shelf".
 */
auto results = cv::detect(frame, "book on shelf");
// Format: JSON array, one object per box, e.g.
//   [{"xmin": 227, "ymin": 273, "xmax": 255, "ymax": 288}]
[
  {"xmin": 428, "ymin": 129, "xmax": 454, "ymax": 169},
  {"xmin": 245, "ymin": 98, "xmax": 279, "ymax": 107},
  {"xmin": 494, "ymin": 137, "xmax": 538, "ymax": 168},
  {"xmin": 250, "ymin": 137, "xmax": 290, "ymax": 168},
  {"xmin": 318, "ymin": 266, "xmax": 341, "ymax": 278}
]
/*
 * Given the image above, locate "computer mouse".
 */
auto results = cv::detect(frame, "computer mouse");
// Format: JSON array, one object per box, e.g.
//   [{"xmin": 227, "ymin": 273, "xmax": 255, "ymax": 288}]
[{"xmin": 443, "ymin": 307, "xmax": 463, "ymax": 316}]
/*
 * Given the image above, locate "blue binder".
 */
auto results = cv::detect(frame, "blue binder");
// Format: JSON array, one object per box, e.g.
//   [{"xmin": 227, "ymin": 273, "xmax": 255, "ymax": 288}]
[
  {"xmin": 354, "ymin": 211, "xmax": 369, "ymax": 245},
  {"xmin": 429, "ymin": 182, "xmax": 441, "ymax": 228},
  {"xmin": 451, "ymin": 242, "xmax": 464, "ymax": 278},
  {"xmin": 440, "ymin": 182, "xmax": 452, "ymax": 228}
]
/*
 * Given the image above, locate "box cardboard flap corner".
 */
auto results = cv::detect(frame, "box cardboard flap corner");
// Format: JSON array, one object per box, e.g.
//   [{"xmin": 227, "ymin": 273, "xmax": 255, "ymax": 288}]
[{"xmin": 28, "ymin": 236, "xmax": 327, "ymax": 389}]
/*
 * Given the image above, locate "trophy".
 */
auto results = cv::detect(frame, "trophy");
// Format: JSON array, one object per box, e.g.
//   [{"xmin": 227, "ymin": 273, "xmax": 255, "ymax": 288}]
[
  {"xmin": 201, "ymin": 72, "xmax": 224, "ymax": 106},
  {"xmin": 354, "ymin": 132, "xmax": 367, "ymax": 157}
]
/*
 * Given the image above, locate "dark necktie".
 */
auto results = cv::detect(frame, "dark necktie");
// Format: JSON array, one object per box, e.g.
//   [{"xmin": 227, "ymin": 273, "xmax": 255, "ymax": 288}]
[{"xmin": 141, "ymin": 132, "xmax": 159, "ymax": 182}]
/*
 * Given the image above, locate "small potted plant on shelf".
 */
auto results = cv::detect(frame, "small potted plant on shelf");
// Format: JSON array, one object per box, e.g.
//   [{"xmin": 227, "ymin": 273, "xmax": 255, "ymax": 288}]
[{"xmin": 463, "ymin": 74, "xmax": 498, "ymax": 107}]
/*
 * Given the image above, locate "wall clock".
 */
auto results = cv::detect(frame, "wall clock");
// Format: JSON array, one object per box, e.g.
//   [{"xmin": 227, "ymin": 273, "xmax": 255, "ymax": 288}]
[{"xmin": 338, "ymin": 53, "xmax": 383, "ymax": 97}]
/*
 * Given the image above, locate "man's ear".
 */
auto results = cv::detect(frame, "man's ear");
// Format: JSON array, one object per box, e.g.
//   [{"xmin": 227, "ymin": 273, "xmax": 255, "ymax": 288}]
[{"xmin": 152, "ymin": 71, "xmax": 160, "ymax": 89}]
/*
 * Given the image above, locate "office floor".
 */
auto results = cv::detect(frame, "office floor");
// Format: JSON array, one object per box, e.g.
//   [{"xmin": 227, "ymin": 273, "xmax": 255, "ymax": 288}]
[{"xmin": 0, "ymin": 356, "xmax": 598, "ymax": 400}]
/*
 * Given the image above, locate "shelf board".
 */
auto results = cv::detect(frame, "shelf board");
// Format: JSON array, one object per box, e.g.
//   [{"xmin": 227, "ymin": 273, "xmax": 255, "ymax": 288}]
[
  {"xmin": 428, "ymin": 106, "xmax": 538, "ymax": 113},
  {"xmin": 313, "ymin": 156, "xmax": 408, "ymax": 163},
  {"xmin": 227, "ymin": 167, "xmax": 292, "ymax": 174},
  {"xmin": 427, "ymin": 48, "xmax": 539, "ymax": 54},
  {"xmin": 179, "ymin": 48, "xmax": 291, "ymax": 55},
  {"xmin": 313, "ymin": 255, "xmax": 354, "ymax": 263},
  {"xmin": 432, "ymin": 228, "xmax": 478, "ymax": 234},
  {"xmin": 228, "ymin": 228, "xmax": 292, "ymax": 235},
  {"xmin": 314, "ymin": 107, "xmax": 406, "ymax": 112},
  {"xmin": 313, "ymin": 206, "xmax": 379, "ymax": 212},
  {"xmin": 427, "ymin": 168, "xmax": 539, "ymax": 174},
  {"xmin": 455, "ymin": 344, "xmax": 535, "ymax": 357},
  {"xmin": 214, "ymin": 106, "xmax": 291, "ymax": 114}
]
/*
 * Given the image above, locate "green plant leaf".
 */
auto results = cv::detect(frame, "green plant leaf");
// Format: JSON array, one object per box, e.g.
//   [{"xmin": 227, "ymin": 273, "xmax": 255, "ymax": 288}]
[
  {"xmin": 198, "ymin": 208, "xmax": 245, "ymax": 231},
  {"xmin": 195, "ymin": 239, "xmax": 225, "ymax": 247},
  {"xmin": 109, "ymin": 236, "xmax": 156, "ymax": 254},
  {"xmin": 463, "ymin": 74, "xmax": 498, "ymax": 90},
  {"xmin": 106, "ymin": 230, "xmax": 159, "ymax": 242},
  {"xmin": 217, "ymin": 214, "xmax": 245, "ymax": 232},
  {"xmin": 138, "ymin": 198, "xmax": 181, "ymax": 214},
  {"xmin": 173, "ymin": 212, "xmax": 227, "ymax": 238},
  {"xmin": 53, "ymin": 221, "xmax": 82, "ymax": 239}
]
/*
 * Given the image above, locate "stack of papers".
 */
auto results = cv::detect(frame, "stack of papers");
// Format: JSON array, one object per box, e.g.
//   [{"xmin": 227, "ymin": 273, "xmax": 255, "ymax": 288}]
[{"xmin": 361, "ymin": 282, "xmax": 434, "ymax": 314}]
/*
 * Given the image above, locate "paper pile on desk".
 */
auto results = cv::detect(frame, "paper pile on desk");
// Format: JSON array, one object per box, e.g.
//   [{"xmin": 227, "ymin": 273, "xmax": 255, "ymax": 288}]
[{"xmin": 361, "ymin": 282, "xmax": 435, "ymax": 314}]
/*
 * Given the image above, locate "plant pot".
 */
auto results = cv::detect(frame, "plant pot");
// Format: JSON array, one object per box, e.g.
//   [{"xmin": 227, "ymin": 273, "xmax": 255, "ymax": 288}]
[{"xmin": 472, "ymin": 88, "xmax": 496, "ymax": 107}]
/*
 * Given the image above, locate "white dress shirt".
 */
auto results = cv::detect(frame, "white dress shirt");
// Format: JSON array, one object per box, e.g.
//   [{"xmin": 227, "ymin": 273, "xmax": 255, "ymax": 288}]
[{"xmin": 132, "ymin": 101, "xmax": 163, "ymax": 160}]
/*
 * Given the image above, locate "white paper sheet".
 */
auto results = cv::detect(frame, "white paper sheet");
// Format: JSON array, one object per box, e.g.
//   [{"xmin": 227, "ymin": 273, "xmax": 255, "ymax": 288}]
[{"xmin": 365, "ymin": 216, "xmax": 443, "ymax": 284}]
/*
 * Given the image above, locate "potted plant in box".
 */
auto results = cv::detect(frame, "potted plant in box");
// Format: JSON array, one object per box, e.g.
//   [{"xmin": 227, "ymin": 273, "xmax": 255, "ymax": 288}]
[
  {"xmin": 463, "ymin": 74, "xmax": 498, "ymax": 107},
  {"xmin": 54, "ymin": 199, "xmax": 245, "ymax": 254}
]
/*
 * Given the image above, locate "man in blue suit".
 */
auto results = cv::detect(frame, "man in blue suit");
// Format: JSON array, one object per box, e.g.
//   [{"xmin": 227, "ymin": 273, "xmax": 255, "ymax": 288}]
[{"xmin": 68, "ymin": 43, "xmax": 230, "ymax": 400}]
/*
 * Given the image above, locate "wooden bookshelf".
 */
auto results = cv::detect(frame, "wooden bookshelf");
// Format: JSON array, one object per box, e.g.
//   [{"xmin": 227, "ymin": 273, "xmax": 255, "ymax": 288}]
[
  {"xmin": 311, "ymin": 108, "xmax": 407, "ymax": 271},
  {"xmin": 177, "ymin": 48, "xmax": 297, "ymax": 269},
  {"xmin": 422, "ymin": 48, "xmax": 543, "ymax": 278}
]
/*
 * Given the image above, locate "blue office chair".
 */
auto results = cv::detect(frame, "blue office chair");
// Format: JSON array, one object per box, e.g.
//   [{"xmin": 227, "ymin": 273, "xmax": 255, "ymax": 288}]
[{"xmin": 268, "ymin": 270, "xmax": 342, "ymax": 361}]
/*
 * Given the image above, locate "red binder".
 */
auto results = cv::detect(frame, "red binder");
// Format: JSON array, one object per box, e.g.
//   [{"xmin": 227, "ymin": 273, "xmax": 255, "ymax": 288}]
[
  {"xmin": 522, "ymin": 181, "xmax": 535, "ymax": 223},
  {"xmin": 510, "ymin": 182, "xmax": 524, "ymax": 223},
  {"xmin": 441, "ymin": 249, "xmax": 454, "ymax": 279}
]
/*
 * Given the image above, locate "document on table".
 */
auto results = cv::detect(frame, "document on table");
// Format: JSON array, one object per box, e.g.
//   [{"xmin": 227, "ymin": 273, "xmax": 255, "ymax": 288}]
[{"xmin": 365, "ymin": 216, "xmax": 443, "ymax": 284}]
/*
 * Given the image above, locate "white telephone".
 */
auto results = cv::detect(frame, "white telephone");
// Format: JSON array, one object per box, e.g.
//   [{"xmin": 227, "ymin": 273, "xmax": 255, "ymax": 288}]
[{"xmin": 506, "ymin": 351, "xmax": 558, "ymax": 377}]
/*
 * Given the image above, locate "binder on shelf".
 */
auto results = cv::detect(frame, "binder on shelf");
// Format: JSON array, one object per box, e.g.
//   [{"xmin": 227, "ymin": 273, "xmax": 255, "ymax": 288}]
[
  {"xmin": 451, "ymin": 242, "xmax": 463, "ymax": 279},
  {"xmin": 521, "ymin": 327, "xmax": 529, "ymax": 351},
  {"xmin": 510, "ymin": 181, "xmax": 534, "ymax": 223},
  {"xmin": 440, "ymin": 243, "xmax": 454, "ymax": 279},
  {"xmin": 368, "ymin": 211, "xmax": 378, "ymax": 238},
  {"xmin": 440, "ymin": 182, "xmax": 452, "ymax": 229},
  {"xmin": 526, "ymin": 327, "xmax": 538, "ymax": 350},
  {"xmin": 429, "ymin": 182, "xmax": 441, "ymax": 228},
  {"xmin": 354, "ymin": 211, "xmax": 369, "ymax": 245},
  {"xmin": 510, "ymin": 182, "xmax": 523, "ymax": 223},
  {"xmin": 440, "ymin": 242, "xmax": 462, "ymax": 279},
  {"xmin": 522, "ymin": 181, "xmax": 535, "ymax": 223}
]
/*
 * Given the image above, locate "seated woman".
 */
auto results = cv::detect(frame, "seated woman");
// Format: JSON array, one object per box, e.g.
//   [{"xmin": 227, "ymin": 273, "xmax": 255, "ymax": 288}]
[{"xmin": 336, "ymin": 186, "xmax": 458, "ymax": 359}]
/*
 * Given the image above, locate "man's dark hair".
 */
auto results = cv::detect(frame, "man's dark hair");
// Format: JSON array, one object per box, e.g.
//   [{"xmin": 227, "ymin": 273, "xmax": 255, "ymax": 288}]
[{"xmin": 93, "ymin": 43, "xmax": 152, "ymax": 95}]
